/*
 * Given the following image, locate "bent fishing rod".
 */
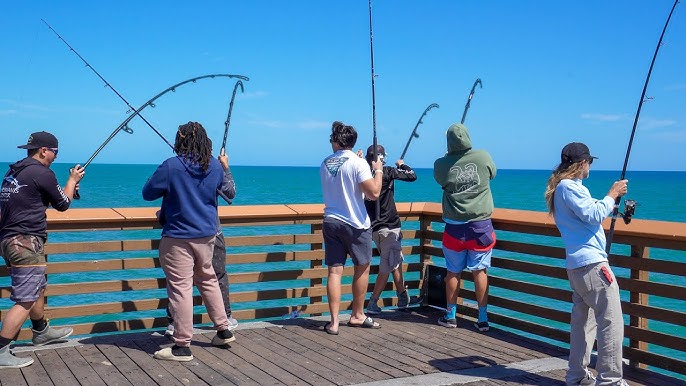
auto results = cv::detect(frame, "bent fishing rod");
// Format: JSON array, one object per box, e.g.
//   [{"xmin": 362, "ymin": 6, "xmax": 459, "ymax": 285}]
[
  {"xmin": 368, "ymin": 0, "xmax": 380, "ymax": 217},
  {"xmin": 42, "ymin": 20, "xmax": 250, "ymax": 197},
  {"xmin": 399, "ymin": 103, "xmax": 439, "ymax": 160},
  {"xmin": 605, "ymin": 0, "xmax": 679, "ymax": 253},
  {"xmin": 90, "ymin": 74, "xmax": 250, "ymax": 170},
  {"xmin": 221, "ymin": 80, "xmax": 245, "ymax": 154},
  {"xmin": 461, "ymin": 78, "xmax": 482, "ymax": 124}
]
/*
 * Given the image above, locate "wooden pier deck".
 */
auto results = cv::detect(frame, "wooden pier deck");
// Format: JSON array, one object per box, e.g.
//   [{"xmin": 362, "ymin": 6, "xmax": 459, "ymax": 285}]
[{"xmin": 2, "ymin": 307, "xmax": 682, "ymax": 386}]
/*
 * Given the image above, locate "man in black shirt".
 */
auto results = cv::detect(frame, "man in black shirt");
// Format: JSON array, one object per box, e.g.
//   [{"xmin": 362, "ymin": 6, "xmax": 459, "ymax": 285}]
[
  {"xmin": 0, "ymin": 131, "xmax": 84, "ymax": 368},
  {"xmin": 362, "ymin": 145, "xmax": 417, "ymax": 314}
]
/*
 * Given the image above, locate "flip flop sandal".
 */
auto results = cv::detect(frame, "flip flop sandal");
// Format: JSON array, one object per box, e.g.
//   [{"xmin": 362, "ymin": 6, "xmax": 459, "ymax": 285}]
[
  {"xmin": 347, "ymin": 316, "xmax": 381, "ymax": 329},
  {"xmin": 324, "ymin": 322, "xmax": 339, "ymax": 335}
]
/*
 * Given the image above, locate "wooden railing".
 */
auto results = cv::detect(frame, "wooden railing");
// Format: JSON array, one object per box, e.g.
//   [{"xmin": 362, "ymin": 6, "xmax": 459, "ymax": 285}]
[{"xmin": 0, "ymin": 202, "xmax": 684, "ymax": 376}]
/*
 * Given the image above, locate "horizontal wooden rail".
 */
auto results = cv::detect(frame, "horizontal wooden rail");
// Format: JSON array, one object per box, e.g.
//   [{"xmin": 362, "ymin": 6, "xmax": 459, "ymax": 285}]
[{"xmin": 0, "ymin": 202, "xmax": 683, "ymax": 376}]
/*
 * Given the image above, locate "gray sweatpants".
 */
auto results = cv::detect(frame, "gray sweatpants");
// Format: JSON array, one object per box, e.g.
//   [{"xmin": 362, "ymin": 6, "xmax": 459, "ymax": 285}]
[{"xmin": 566, "ymin": 261, "xmax": 624, "ymax": 386}]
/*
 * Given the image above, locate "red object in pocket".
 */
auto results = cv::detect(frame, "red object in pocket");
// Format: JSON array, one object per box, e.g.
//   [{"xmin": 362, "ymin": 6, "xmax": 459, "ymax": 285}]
[{"xmin": 600, "ymin": 266, "xmax": 614, "ymax": 284}]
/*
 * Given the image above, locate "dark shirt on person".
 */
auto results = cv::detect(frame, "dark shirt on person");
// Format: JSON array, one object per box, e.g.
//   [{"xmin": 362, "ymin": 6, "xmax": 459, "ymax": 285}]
[
  {"xmin": 364, "ymin": 164, "xmax": 417, "ymax": 232},
  {"xmin": 0, "ymin": 157, "xmax": 71, "ymax": 240}
]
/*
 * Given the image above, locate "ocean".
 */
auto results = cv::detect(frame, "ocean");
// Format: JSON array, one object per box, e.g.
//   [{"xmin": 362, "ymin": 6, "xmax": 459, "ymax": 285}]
[
  {"xmin": 1, "ymin": 162, "xmax": 685, "ymax": 378},
  {"xmin": 24, "ymin": 163, "xmax": 685, "ymax": 222}
]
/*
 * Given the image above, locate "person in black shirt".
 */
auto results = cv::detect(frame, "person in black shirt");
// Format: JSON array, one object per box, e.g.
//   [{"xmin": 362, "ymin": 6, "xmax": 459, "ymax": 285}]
[
  {"xmin": 0, "ymin": 131, "xmax": 84, "ymax": 368},
  {"xmin": 362, "ymin": 145, "xmax": 417, "ymax": 314}
]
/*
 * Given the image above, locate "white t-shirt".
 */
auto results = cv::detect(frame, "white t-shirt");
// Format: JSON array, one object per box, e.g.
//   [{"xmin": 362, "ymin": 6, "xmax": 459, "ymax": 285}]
[{"xmin": 320, "ymin": 149, "xmax": 373, "ymax": 229}]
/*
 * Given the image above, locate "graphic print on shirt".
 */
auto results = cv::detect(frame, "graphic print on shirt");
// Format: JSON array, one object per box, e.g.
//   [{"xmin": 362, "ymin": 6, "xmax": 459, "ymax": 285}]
[
  {"xmin": 325, "ymin": 156, "xmax": 349, "ymax": 177},
  {"xmin": 448, "ymin": 163, "xmax": 480, "ymax": 193},
  {"xmin": 1, "ymin": 176, "xmax": 27, "ymax": 201}
]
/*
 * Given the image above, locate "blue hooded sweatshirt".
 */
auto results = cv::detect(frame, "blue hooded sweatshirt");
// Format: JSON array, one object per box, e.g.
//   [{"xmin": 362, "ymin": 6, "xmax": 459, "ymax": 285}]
[{"xmin": 142, "ymin": 156, "xmax": 231, "ymax": 239}]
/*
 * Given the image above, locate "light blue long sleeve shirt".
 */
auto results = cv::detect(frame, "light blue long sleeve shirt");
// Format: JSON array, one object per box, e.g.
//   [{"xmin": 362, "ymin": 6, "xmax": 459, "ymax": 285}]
[{"xmin": 553, "ymin": 178, "xmax": 615, "ymax": 269}]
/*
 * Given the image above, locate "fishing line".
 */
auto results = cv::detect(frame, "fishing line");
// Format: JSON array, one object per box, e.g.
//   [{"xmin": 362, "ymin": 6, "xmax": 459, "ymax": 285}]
[
  {"xmin": 606, "ymin": 0, "xmax": 679, "ymax": 253},
  {"xmin": 42, "ymin": 19, "xmax": 250, "ymax": 198},
  {"xmin": 84, "ymin": 74, "xmax": 249, "ymax": 170},
  {"xmin": 399, "ymin": 103, "xmax": 439, "ymax": 160},
  {"xmin": 461, "ymin": 78, "xmax": 482, "ymax": 124},
  {"xmin": 41, "ymin": 19, "xmax": 173, "ymax": 151}
]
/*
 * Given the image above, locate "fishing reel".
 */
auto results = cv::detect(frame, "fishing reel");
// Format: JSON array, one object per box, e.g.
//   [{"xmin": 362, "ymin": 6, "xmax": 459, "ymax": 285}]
[{"xmin": 620, "ymin": 199, "xmax": 638, "ymax": 224}]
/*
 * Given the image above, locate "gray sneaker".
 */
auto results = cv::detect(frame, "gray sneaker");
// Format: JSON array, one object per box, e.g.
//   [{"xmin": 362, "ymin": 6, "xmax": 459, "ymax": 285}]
[
  {"xmin": 579, "ymin": 370, "xmax": 596, "ymax": 386},
  {"xmin": 0, "ymin": 344, "xmax": 34, "ymax": 368},
  {"xmin": 397, "ymin": 290, "xmax": 410, "ymax": 309},
  {"xmin": 366, "ymin": 299, "xmax": 382, "ymax": 315},
  {"xmin": 227, "ymin": 316, "xmax": 239, "ymax": 330},
  {"xmin": 32, "ymin": 321, "xmax": 73, "ymax": 346}
]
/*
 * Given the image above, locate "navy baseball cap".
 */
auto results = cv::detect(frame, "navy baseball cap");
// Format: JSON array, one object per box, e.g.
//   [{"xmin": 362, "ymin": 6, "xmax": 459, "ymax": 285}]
[{"xmin": 17, "ymin": 131, "xmax": 58, "ymax": 149}]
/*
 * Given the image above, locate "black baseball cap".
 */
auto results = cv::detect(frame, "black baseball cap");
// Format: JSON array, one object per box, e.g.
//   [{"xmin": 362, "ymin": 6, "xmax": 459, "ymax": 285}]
[
  {"xmin": 561, "ymin": 142, "xmax": 597, "ymax": 164},
  {"xmin": 17, "ymin": 131, "xmax": 58, "ymax": 149}
]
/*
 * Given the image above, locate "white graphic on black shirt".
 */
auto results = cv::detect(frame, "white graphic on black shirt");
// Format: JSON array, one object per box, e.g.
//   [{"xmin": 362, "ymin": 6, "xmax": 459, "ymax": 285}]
[{"xmin": 1, "ymin": 176, "xmax": 27, "ymax": 201}]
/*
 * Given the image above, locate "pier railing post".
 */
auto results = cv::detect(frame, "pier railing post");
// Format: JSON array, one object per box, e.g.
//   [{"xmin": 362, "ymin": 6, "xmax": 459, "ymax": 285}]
[
  {"xmin": 310, "ymin": 222, "xmax": 324, "ymax": 316},
  {"xmin": 629, "ymin": 244, "xmax": 649, "ymax": 369},
  {"xmin": 418, "ymin": 216, "xmax": 434, "ymax": 297}
]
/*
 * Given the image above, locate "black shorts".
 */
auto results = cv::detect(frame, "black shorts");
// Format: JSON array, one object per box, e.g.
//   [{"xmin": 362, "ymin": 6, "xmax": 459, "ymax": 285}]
[{"xmin": 322, "ymin": 217, "xmax": 372, "ymax": 267}]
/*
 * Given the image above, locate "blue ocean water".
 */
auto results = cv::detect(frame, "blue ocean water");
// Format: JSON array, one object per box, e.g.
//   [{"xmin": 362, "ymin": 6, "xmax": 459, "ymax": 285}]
[
  {"xmin": 27, "ymin": 163, "xmax": 685, "ymax": 223},
  {"xmin": 1, "ymin": 162, "xmax": 684, "ymax": 377}
]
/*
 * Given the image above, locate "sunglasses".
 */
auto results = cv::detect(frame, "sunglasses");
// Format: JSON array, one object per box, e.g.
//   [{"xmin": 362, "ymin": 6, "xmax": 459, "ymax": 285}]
[
  {"xmin": 587, "ymin": 157, "xmax": 593, "ymax": 165},
  {"xmin": 47, "ymin": 147, "xmax": 59, "ymax": 156}
]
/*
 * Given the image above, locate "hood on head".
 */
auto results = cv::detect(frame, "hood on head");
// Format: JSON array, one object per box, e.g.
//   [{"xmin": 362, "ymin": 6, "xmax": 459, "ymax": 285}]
[{"xmin": 446, "ymin": 123, "xmax": 472, "ymax": 155}]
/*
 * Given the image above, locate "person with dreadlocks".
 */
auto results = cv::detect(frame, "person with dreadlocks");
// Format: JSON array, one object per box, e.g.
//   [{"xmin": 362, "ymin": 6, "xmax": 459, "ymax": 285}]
[
  {"xmin": 545, "ymin": 142, "xmax": 628, "ymax": 386},
  {"xmin": 143, "ymin": 121, "xmax": 236, "ymax": 362}
]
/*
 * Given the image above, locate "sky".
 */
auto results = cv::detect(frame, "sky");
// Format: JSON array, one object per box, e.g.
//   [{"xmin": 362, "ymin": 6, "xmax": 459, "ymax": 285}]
[{"xmin": 1, "ymin": 1, "xmax": 685, "ymax": 171}]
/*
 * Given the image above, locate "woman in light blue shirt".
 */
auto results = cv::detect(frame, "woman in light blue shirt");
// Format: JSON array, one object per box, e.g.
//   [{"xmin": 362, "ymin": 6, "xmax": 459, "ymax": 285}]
[{"xmin": 545, "ymin": 142, "xmax": 628, "ymax": 386}]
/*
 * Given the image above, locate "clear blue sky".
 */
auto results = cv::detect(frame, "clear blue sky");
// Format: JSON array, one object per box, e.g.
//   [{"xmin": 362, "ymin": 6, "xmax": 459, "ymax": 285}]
[{"xmin": 1, "ymin": 1, "xmax": 684, "ymax": 171}]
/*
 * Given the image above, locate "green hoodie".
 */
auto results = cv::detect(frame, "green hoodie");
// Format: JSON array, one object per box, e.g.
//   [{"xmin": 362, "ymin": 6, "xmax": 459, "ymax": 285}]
[{"xmin": 433, "ymin": 123, "xmax": 496, "ymax": 222}]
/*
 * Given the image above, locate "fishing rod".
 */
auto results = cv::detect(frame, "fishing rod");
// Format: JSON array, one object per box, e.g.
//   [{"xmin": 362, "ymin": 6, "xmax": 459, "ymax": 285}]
[
  {"xmin": 221, "ymin": 80, "xmax": 245, "ymax": 154},
  {"xmin": 399, "ymin": 103, "xmax": 439, "ymax": 160},
  {"xmin": 606, "ymin": 0, "xmax": 679, "ymax": 253},
  {"xmin": 42, "ymin": 20, "xmax": 251, "ymax": 198},
  {"xmin": 368, "ymin": 0, "xmax": 380, "ymax": 217},
  {"xmin": 86, "ymin": 74, "xmax": 249, "ymax": 170},
  {"xmin": 460, "ymin": 78, "xmax": 482, "ymax": 124},
  {"xmin": 42, "ymin": 19, "xmax": 173, "ymax": 151}
]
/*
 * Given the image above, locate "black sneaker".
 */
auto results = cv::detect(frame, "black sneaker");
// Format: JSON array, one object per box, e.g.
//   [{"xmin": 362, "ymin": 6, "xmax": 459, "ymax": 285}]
[
  {"xmin": 438, "ymin": 316, "xmax": 457, "ymax": 328},
  {"xmin": 211, "ymin": 329, "xmax": 236, "ymax": 346},
  {"xmin": 474, "ymin": 321, "xmax": 490, "ymax": 332}
]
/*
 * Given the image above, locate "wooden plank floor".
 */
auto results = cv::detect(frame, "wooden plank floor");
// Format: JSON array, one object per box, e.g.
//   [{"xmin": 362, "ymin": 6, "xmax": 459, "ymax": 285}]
[{"xmin": 2, "ymin": 307, "xmax": 684, "ymax": 386}]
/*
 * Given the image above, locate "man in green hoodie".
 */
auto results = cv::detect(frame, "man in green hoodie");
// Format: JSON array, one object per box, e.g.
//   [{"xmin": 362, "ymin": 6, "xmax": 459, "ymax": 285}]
[{"xmin": 433, "ymin": 123, "xmax": 496, "ymax": 332}]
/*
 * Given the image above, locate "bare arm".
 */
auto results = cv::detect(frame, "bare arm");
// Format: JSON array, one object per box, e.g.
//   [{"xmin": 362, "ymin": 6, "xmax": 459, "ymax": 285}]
[{"xmin": 360, "ymin": 158, "xmax": 383, "ymax": 200}]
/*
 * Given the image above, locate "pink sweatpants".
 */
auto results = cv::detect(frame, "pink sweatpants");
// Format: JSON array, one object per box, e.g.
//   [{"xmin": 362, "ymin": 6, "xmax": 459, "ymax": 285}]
[{"xmin": 159, "ymin": 236, "xmax": 229, "ymax": 347}]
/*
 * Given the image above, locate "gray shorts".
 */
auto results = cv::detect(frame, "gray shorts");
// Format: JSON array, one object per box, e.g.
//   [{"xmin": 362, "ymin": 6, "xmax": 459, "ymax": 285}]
[
  {"xmin": 323, "ymin": 217, "xmax": 372, "ymax": 267},
  {"xmin": 372, "ymin": 227, "xmax": 403, "ymax": 274},
  {"xmin": 1, "ymin": 235, "xmax": 48, "ymax": 303}
]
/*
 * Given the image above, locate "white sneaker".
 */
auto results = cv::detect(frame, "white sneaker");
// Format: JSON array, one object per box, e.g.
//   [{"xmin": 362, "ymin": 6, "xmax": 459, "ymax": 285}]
[
  {"xmin": 164, "ymin": 323, "xmax": 174, "ymax": 338},
  {"xmin": 227, "ymin": 317, "xmax": 238, "ymax": 330},
  {"xmin": 153, "ymin": 347, "xmax": 193, "ymax": 362}
]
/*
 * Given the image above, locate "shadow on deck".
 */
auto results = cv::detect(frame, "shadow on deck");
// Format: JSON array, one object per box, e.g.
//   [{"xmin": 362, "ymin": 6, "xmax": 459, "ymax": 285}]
[{"xmin": 2, "ymin": 307, "xmax": 683, "ymax": 386}]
